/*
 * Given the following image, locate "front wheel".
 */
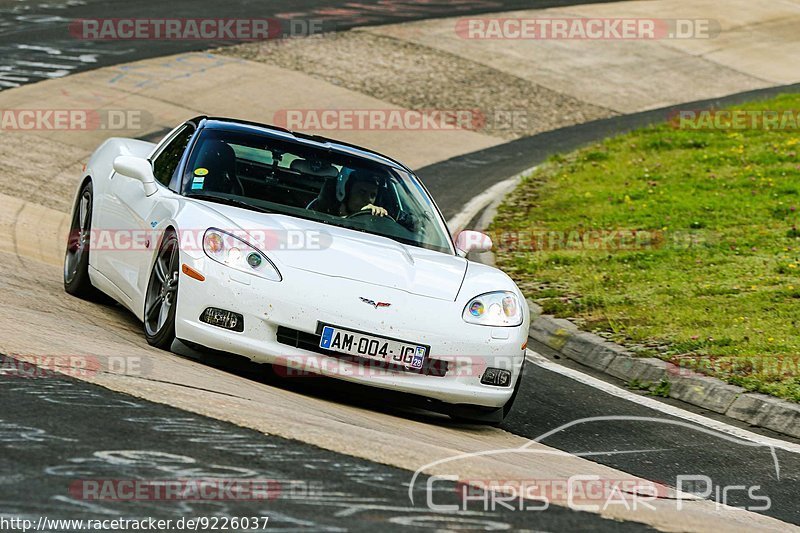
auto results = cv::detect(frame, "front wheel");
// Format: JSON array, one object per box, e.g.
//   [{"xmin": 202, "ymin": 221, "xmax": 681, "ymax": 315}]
[{"xmin": 143, "ymin": 231, "xmax": 180, "ymax": 350}]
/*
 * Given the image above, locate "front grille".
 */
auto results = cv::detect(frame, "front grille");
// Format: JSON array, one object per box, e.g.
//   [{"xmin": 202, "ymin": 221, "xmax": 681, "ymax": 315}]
[{"xmin": 276, "ymin": 326, "xmax": 449, "ymax": 377}]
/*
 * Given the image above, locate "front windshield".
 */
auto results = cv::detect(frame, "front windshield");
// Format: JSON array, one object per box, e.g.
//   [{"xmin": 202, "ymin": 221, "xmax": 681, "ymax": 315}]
[{"xmin": 181, "ymin": 128, "xmax": 454, "ymax": 254}]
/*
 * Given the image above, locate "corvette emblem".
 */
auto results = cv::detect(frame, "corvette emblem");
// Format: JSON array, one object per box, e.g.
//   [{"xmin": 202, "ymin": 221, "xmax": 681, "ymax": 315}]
[{"xmin": 360, "ymin": 297, "xmax": 391, "ymax": 309}]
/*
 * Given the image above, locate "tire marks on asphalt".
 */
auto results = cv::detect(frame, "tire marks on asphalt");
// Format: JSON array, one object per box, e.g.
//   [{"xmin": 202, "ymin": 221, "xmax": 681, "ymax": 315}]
[
  {"xmin": 0, "ymin": 358, "xmax": 652, "ymax": 531},
  {"xmin": 0, "ymin": 1, "xmax": 135, "ymax": 90}
]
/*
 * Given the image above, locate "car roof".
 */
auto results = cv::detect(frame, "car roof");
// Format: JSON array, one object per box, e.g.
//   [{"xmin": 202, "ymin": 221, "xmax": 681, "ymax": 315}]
[{"xmin": 196, "ymin": 116, "xmax": 412, "ymax": 173}]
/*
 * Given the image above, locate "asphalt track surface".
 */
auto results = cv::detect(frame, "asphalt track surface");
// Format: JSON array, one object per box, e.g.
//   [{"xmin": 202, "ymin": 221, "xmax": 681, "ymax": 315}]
[
  {"xmin": 0, "ymin": 355, "xmax": 657, "ymax": 532},
  {"xmin": 2, "ymin": 0, "xmax": 799, "ymax": 530},
  {"xmin": 0, "ymin": 0, "xmax": 622, "ymax": 91}
]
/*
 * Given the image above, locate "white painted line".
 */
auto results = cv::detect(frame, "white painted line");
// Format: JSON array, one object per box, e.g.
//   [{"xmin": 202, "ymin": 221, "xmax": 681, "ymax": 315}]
[
  {"xmin": 15, "ymin": 60, "xmax": 74, "ymax": 69},
  {"xmin": 15, "ymin": 44, "xmax": 63, "ymax": 55},
  {"xmin": 526, "ymin": 350, "xmax": 800, "ymax": 455}
]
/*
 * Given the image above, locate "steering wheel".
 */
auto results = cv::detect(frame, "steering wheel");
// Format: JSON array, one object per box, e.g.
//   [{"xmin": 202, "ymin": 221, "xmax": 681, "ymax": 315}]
[{"xmin": 345, "ymin": 209, "xmax": 397, "ymax": 223}]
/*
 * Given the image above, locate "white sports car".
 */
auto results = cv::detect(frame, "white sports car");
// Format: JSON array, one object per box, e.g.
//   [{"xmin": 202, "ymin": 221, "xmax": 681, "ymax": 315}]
[{"xmin": 64, "ymin": 117, "xmax": 529, "ymax": 423}]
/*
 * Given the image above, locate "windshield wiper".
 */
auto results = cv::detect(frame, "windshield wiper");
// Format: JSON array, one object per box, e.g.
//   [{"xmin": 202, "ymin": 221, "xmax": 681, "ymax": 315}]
[{"xmin": 185, "ymin": 193, "xmax": 274, "ymax": 214}]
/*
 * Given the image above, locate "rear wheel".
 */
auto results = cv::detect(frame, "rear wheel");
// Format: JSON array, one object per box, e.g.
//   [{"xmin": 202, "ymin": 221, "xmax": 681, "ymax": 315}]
[
  {"xmin": 64, "ymin": 181, "xmax": 107, "ymax": 301},
  {"xmin": 144, "ymin": 231, "xmax": 180, "ymax": 350}
]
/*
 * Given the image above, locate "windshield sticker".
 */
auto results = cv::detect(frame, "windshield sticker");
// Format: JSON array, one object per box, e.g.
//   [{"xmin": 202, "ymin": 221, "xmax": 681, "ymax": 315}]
[
  {"xmin": 194, "ymin": 167, "xmax": 209, "ymax": 176},
  {"xmin": 191, "ymin": 176, "xmax": 204, "ymax": 190}
]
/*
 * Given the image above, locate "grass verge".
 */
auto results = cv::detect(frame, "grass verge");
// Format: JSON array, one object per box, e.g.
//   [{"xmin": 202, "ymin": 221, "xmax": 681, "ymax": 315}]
[{"xmin": 491, "ymin": 93, "xmax": 800, "ymax": 402}]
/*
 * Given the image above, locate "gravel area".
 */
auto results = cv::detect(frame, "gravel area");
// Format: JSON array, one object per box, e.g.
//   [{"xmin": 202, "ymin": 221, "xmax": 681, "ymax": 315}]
[{"xmin": 218, "ymin": 31, "xmax": 615, "ymax": 140}]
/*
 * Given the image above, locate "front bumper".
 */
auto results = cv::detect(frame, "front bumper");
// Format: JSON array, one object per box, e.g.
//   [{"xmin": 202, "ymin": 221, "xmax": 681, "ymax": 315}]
[{"xmin": 175, "ymin": 254, "xmax": 528, "ymax": 408}]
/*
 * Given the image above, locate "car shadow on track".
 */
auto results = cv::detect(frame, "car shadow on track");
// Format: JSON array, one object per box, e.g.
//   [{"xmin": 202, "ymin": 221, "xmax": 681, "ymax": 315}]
[{"xmin": 169, "ymin": 339, "xmax": 502, "ymax": 430}]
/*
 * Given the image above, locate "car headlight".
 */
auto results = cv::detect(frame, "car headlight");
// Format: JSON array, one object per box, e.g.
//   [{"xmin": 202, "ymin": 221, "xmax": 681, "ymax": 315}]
[
  {"xmin": 463, "ymin": 291, "xmax": 523, "ymax": 327},
  {"xmin": 203, "ymin": 228, "xmax": 281, "ymax": 281}
]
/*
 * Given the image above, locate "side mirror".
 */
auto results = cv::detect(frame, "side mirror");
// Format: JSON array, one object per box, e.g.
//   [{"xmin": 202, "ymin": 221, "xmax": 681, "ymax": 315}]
[
  {"xmin": 113, "ymin": 155, "xmax": 158, "ymax": 196},
  {"xmin": 455, "ymin": 230, "xmax": 493, "ymax": 255}
]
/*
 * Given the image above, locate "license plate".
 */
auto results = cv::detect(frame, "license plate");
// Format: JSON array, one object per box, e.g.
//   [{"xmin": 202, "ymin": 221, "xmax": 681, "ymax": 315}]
[{"xmin": 319, "ymin": 325, "xmax": 427, "ymax": 369}]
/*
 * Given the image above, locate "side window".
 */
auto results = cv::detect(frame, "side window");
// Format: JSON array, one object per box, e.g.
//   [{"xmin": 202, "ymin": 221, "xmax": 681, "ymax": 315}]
[{"xmin": 152, "ymin": 125, "xmax": 194, "ymax": 186}]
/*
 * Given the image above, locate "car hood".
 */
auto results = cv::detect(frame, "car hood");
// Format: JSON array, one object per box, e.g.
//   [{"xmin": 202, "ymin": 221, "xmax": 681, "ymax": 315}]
[{"xmin": 193, "ymin": 201, "xmax": 467, "ymax": 301}]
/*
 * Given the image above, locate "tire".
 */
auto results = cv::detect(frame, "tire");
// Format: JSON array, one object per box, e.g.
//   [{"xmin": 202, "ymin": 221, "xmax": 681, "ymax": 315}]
[
  {"xmin": 64, "ymin": 181, "xmax": 108, "ymax": 302},
  {"xmin": 143, "ymin": 230, "xmax": 180, "ymax": 350},
  {"xmin": 449, "ymin": 404, "xmax": 505, "ymax": 425},
  {"xmin": 500, "ymin": 359, "xmax": 525, "ymax": 418}
]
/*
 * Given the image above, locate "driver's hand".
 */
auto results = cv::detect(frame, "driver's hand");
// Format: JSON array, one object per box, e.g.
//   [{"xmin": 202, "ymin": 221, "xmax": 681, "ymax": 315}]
[{"xmin": 361, "ymin": 204, "xmax": 388, "ymax": 217}]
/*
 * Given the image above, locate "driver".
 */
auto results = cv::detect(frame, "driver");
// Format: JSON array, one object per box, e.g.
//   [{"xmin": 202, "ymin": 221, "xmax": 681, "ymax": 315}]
[
  {"xmin": 321, "ymin": 170, "xmax": 388, "ymax": 217},
  {"xmin": 312, "ymin": 169, "xmax": 419, "ymax": 232}
]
